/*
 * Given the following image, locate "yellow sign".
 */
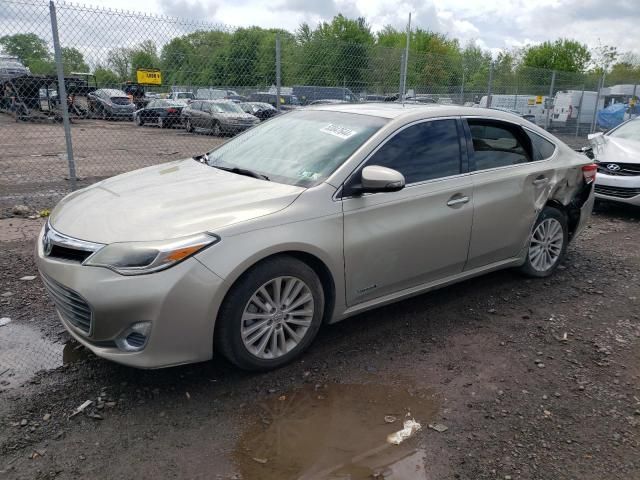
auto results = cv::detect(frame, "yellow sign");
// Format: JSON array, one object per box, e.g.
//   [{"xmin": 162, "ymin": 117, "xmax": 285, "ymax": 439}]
[
  {"xmin": 535, "ymin": 95, "xmax": 543, "ymax": 104},
  {"xmin": 136, "ymin": 69, "xmax": 161, "ymax": 85}
]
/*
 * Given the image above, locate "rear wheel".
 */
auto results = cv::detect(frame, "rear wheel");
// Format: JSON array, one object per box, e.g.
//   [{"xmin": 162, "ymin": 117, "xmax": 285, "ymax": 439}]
[
  {"xmin": 211, "ymin": 121, "xmax": 221, "ymax": 136},
  {"xmin": 215, "ymin": 256, "xmax": 324, "ymax": 371},
  {"xmin": 158, "ymin": 116, "xmax": 165, "ymax": 128},
  {"xmin": 519, "ymin": 206, "xmax": 568, "ymax": 277},
  {"xmin": 185, "ymin": 118, "xmax": 194, "ymax": 133}
]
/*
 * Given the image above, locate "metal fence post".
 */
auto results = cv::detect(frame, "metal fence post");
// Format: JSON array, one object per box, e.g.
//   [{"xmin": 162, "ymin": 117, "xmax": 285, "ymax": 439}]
[
  {"xmin": 544, "ymin": 70, "xmax": 556, "ymax": 130},
  {"xmin": 632, "ymin": 83, "xmax": 638, "ymax": 118},
  {"xmin": 275, "ymin": 34, "xmax": 281, "ymax": 111},
  {"xmin": 486, "ymin": 61, "xmax": 494, "ymax": 108},
  {"xmin": 460, "ymin": 65, "xmax": 465, "ymax": 105},
  {"xmin": 398, "ymin": 51, "xmax": 405, "ymax": 100},
  {"xmin": 575, "ymin": 85, "xmax": 585, "ymax": 138},
  {"xmin": 401, "ymin": 13, "xmax": 411, "ymax": 101},
  {"xmin": 590, "ymin": 74, "xmax": 605, "ymax": 134},
  {"xmin": 49, "ymin": 0, "xmax": 77, "ymax": 190}
]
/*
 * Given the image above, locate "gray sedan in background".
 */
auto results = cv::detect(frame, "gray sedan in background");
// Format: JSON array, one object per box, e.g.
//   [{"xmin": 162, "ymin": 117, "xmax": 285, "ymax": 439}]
[
  {"xmin": 181, "ymin": 99, "xmax": 259, "ymax": 135},
  {"xmin": 37, "ymin": 104, "xmax": 595, "ymax": 371}
]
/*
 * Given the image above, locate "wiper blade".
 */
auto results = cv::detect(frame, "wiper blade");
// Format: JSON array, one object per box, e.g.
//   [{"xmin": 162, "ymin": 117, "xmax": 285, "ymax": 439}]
[{"xmin": 212, "ymin": 165, "xmax": 270, "ymax": 181}]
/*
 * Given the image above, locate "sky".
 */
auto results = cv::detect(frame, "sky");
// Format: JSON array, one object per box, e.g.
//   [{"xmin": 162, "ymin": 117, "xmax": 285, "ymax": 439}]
[{"xmin": 71, "ymin": 0, "xmax": 639, "ymax": 55}]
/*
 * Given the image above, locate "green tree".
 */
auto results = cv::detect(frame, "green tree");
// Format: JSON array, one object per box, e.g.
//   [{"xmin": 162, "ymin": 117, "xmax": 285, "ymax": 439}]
[
  {"xmin": 522, "ymin": 39, "xmax": 591, "ymax": 73},
  {"xmin": 129, "ymin": 40, "xmax": 160, "ymax": 79},
  {"xmin": 93, "ymin": 65, "xmax": 120, "ymax": 87},
  {"xmin": 61, "ymin": 47, "xmax": 89, "ymax": 75},
  {"xmin": 107, "ymin": 47, "xmax": 132, "ymax": 81},
  {"xmin": 0, "ymin": 33, "xmax": 51, "ymax": 69}
]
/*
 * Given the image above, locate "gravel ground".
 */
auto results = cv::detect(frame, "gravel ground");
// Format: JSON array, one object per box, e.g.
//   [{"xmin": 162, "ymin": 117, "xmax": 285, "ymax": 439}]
[{"xmin": 0, "ymin": 200, "xmax": 639, "ymax": 480}]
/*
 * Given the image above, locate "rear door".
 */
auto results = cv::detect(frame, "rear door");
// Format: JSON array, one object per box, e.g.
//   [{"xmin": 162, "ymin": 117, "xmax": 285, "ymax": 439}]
[
  {"xmin": 463, "ymin": 118, "xmax": 558, "ymax": 270},
  {"xmin": 342, "ymin": 118, "xmax": 473, "ymax": 306}
]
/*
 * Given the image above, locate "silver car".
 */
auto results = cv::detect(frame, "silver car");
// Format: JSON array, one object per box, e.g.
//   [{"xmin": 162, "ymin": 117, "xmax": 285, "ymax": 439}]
[
  {"xmin": 36, "ymin": 104, "xmax": 596, "ymax": 371},
  {"xmin": 589, "ymin": 117, "xmax": 640, "ymax": 206}
]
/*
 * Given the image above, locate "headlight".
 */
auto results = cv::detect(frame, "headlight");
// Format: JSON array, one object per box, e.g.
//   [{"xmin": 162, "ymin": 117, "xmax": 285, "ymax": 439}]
[{"xmin": 84, "ymin": 232, "xmax": 219, "ymax": 275}]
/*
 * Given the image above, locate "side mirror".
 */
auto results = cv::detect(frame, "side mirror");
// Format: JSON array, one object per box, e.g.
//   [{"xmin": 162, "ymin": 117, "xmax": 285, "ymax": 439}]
[{"xmin": 360, "ymin": 165, "xmax": 405, "ymax": 193}]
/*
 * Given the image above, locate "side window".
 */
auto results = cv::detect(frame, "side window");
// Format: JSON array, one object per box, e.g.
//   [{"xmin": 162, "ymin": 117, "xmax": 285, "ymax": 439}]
[
  {"xmin": 191, "ymin": 101, "xmax": 201, "ymax": 111},
  {"xmin": 526, "ymin": 130, "xmax": 556, "ymax": 161},
  {"xmin": 467, "ymin": 120, "xmax": 531, "ymax": 170},
  {"xmin": 367, "ymin": 119, "xmax": 461, "ymax": 184}
]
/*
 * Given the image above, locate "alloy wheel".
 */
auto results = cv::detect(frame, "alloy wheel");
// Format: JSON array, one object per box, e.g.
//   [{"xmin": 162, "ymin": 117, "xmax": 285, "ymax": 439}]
[
  {"xmin": 240, "ymin": 276, "xmax": 314, "ymax": 360},
  {"xmin": 528, "ymin": 218, "xmax": 563, "ymax": 272}
]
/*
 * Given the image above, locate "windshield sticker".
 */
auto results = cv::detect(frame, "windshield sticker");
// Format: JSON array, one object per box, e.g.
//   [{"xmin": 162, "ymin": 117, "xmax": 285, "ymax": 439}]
[
  {"xmin": 299, "ymin": 171, "xmax": 320, "ymax": 180},
  {"xmin": 320, "ymin": 124, "xmax": 357, "ymax": 139}
]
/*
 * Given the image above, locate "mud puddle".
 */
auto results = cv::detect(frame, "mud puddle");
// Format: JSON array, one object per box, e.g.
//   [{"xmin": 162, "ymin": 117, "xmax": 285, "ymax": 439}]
[
  {"xmin": 234, "ymin": 383, "xmax": 439, "ymax": 480},
  {"xmin": 0, "ymin": 322, "xmax": 86, "ymax": 389}
]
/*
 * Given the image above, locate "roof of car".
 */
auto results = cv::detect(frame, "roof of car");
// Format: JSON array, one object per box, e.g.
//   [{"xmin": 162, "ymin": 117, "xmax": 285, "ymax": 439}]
[{"xmin": 309, "ymin": 102, "xmax": 529, "ymax": 121}]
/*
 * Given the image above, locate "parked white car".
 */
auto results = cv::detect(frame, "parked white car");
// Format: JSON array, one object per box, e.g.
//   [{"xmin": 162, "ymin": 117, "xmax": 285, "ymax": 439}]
[{"xmin": 589, "ymin": 117, "xmax": 640, "ymax": 206}]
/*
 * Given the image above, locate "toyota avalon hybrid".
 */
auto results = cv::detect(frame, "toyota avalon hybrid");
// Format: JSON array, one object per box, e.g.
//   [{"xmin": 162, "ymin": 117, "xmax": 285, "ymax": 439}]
[{"xmin": 37, "ymin": 104, "xmax": 596, "ymax": 371}]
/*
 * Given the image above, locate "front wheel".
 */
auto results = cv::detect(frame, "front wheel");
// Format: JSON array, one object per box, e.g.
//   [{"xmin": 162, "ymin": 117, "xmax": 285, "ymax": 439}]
[
  {"xmin": 135, "ymin": 114, "xmax": 143, "ymax": 126},
  {"xmin": 211, "ymin": 121, "xmax": 221, "ymax": 136},
  {"xmin": 215, "ymin": 256, "xmax": 324, "ymax": 371},
  {"xmin": 519, "ymin": 206, "xmax": 568, "ymax": 278}
]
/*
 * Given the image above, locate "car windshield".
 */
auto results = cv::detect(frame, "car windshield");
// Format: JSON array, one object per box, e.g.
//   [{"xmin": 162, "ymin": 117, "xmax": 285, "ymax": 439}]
[
  {"xmin": 205, "ymin": 110, "xmax": 386, "ymax": 187},
  {"xmin": 211, "ymin": 102, "xmax": 244, "ymax": 113},
  {"xmin": 609, "ymin": 119, "xmax": 640, "ymax": 141},
  {"xmin": 176, "ymin": 92, "xmax": 193, "ymax": 99}
]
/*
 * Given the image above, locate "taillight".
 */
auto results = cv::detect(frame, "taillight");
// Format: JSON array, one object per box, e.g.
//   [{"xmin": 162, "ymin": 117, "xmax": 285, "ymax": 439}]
[
  {"xmin": 582, "ymin": 164, "xmax": 597, "ymax": 184},
  {"xmin": 167, "ymin": 108, "xmax": 177, "ymax": 114}
]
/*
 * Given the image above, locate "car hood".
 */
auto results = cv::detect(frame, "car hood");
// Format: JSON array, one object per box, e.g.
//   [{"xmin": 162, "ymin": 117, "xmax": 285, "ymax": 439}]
[
  {"xmin": 49, "ymin": 159, "xmax": 304, "ymax": 244},
  {"xmin": 590, "ymin": 135, "xmax": 640, "ymax": 164}
]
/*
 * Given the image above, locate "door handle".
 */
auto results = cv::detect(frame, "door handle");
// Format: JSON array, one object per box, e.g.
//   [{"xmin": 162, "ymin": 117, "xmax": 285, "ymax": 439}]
[
  {"xmin": 533, "ymin": 177, "xmax": 549, "ymax": 186},
  {"xmin": 447, "ymin": 195, "xmax": 470, "ymax": 207}
]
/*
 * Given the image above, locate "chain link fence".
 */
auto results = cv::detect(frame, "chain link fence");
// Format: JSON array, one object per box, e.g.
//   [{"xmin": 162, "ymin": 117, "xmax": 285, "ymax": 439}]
[
  {"xmin": 1, "ymin": 0, "xmax": 639, "ymax": 210},
  {"xmin": 0, "ymin": 0, "xmax": 639, "ymax": 389}
]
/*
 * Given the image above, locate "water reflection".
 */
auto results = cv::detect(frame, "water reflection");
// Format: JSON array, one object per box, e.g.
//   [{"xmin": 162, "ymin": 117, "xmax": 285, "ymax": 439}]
[
  {"xmin": 0, "ymin": 322, "xmax": 87, "ymax": 389},
  {"xmin": 234, "ymin": 383, "xmax": 438, "ymax": 479}
]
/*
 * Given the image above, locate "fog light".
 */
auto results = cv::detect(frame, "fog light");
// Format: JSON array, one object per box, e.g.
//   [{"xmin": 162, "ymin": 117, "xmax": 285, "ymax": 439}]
[{"xmin": 115, "ymin": 322, "xmax": 151, "ymax": 352}]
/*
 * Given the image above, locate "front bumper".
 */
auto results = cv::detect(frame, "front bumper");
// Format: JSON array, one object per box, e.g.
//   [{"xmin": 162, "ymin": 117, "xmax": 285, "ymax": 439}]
[
  {"xmin": 594, "ymin": 172, "xmax": 640, "ymax": 206},
  {"xmin": 35, "ymin": 228, "xmax": 226, "ymax": 368}
]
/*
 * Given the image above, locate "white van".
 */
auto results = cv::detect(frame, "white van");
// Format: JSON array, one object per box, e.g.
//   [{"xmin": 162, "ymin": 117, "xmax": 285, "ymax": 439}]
[
  {"xmin": 479, "ymin": 94, "xmax": 548, "ymax": 126},
  {"xmin": 552, "ymin": 90, "xmax": 598, "ymax": 127}
]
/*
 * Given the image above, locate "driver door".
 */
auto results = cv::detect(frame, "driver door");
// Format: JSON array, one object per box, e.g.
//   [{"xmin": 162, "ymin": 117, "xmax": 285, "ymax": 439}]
[{"xmin": 342, "ymin": 118, "xmax": 474, "ymax": 306}]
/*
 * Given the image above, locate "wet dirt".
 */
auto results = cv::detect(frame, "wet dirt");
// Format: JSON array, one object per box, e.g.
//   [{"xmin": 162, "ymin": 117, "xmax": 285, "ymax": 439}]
[
  {"xmin": 0, "ymin": 322, "xmax": 86, "ymax": 390},
  {"xmin": 0, "ymin": 204, "xmax": 639, "ymax": 479},
  {"xmin": 234, "ymin": 383, "xmax": 438, "ymax": 480}
]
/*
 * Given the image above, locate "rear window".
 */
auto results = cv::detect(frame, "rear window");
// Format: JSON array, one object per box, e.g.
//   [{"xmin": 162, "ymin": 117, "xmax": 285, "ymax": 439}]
[{"xmin": 526, "ymin": 130, "xmax": 556, "ymax": 160}]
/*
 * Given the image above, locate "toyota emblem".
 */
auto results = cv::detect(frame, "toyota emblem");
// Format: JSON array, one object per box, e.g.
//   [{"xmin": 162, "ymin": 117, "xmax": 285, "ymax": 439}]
[{"xmin": 606, "ymin": 163, "xmax": 621, "ymax": 172}]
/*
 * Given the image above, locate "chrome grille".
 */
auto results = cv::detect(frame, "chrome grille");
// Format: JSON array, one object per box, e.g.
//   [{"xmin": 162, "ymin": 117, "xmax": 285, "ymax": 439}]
[
  {"xmin": 596, "ymin": 163, "xmax": 640, "ymax": 176},
  {"xmin": 40, "ymin": 273, "xmax": 93, "ymax": 334},
  {"xmin": 594, "ymin": 184, "xmax": 640, "ymax": 199}
]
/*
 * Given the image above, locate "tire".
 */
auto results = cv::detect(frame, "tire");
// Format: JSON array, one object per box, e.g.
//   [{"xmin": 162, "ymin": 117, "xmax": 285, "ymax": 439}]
[
  {"xmin": 185, "ymin": 118, "xmax": 194, "ymax": 133},
  {"xmin": 135, "ymin": 114, "xmax": 143, "ymax": 126},
  {"xmin": 101, "ymin": 108, "xmax": 108, "ymax": 121},
  {"xmin": 519, "ymin": 206, "xmax": 568, "ymax": 278},
  {"xmin": 158, "ymin": 116, "xmax": 165, "ymax": 128},
  {"xmin": 215, "ymin": 256, "xmax": 325, "ymax": 371},
  {"xmin": 211, "ymin": 121, "xmax": 221, "ymax": 136}
]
